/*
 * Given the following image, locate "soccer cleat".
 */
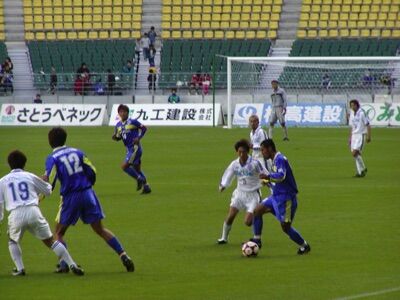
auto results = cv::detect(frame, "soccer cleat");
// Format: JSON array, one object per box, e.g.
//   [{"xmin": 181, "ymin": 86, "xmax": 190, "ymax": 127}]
[
  {"xmin": 297, "ymin": 243, "xmax": 311, "ymax": 255},
  {"xmin": 141, "ymin": 185, "xmax": 151, "ymax": 194},
  {"xmin": 54, "ymin": 263, "xmax": 69, "ymax": 273},
  {"xmin": 217, "ymin": 238, "xmax": 227, "ymax": 244},
  {"xmin": 361, "ymin": 168, "xmax": 368, "ymax": 177},
  {"xmin": 12, "ymin": 268, "xmax": 26, "ymax": 276},
  {"xmin": 70, "ymin": 265, "xmax": 84, "ymax": 276},
  {"xmin": 353, "ymin": 173, "xmax": 363, "ymax": 178},
  {"xmin": 249, "ymin": 238, "xmax": 262, "ymax": 249},
  {"xmin": 121, "ymin": 254, "xmax": 135, "ymax": 272},
  {"xmin": 283, "ymin": 137, "xmax": 289, "ymax": 141},
  {"xmin": 136, "ymin": 178, "xmax": 144, "ymax": 191}
]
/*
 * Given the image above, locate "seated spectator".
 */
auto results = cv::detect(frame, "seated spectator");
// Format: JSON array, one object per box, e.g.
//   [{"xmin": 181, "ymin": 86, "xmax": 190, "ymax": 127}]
[
  {"xmin": 168, "ymin": 88, "xmax": 181, "ymax": 103},
  {"xmin": 321, "ymin": 74, "xmax": 331, "ymax": 90},
  {"xmin": 33, "ymin": 94, "xmax": 42, "ymax": 103},
  {"xmin": 122, "ymin": 60, "xmax": 134, "ymax": 74},
  {"xmin": 201, "ymin": 73, "xmax": 212, "ymax": 95},
  {"xmin": 4, "ymin": 57, "xmax": 13, "ymax": 71},
  {"xmin": 74, "ymin": 75, "xmax": 84, "ymax": 95},
  {"xmin": 1, "ymin": 64, "xmax": 13, "ymax": 94},
  {"xmin": 190, "ymin": 72, "xmax": 202, "ymax": 94},
  {"xmin": 94, "ymin": 78, "xmax": 105, "ymax": 95}
]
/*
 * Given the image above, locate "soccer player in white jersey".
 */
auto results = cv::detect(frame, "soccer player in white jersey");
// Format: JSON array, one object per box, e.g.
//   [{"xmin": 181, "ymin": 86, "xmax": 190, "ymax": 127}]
[
  {"xmin": 217, "ymin": 139, "xmax": 268, "ymax": 244},
  {"xmin": 348, "ymin": 99, "xmax": 371, "ymax": 177},
  {"xmin": 249, "ymin": 115, "xmax": 272, "ymax": 172},
  {"xmin": 0, "ymin": 150, "xmax": 84, "ymax": 276}
]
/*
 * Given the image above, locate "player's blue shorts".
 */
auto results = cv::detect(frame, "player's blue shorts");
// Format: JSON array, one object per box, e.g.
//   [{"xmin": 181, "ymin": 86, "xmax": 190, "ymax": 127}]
[
  {"xmin": 125, "ymin": 145, "xmax": 142, "ymax": 166},
  {"xmin": 261, "ymin": 193, "xmax": 298, "ymax": 223},
  {"xmin": 57, "ymin": 188, "xmax": 105, "ymax": 226}
]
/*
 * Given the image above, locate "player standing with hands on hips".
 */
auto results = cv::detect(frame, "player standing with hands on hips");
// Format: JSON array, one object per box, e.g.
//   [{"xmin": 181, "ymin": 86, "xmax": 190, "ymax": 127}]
[
  {"xmin": 269, "ymin": 80, "xmax": 289, "ymax": 141},
  {"xmin": 348, "ymin": 99, "xmax": 371, "ymax": 177}
]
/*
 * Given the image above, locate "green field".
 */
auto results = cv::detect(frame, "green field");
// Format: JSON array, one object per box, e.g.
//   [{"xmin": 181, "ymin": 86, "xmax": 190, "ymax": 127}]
[{"xmin": 0, "ymin": 127, "xmax": 399, "ymax": 300}]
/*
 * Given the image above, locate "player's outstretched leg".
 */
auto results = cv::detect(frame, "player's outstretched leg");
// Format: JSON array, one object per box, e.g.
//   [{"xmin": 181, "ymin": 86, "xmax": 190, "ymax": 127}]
[
  {"xmin": 281, "ymin": 223, "xmax": 310, "ymax": 255},
  {"xmin": 91, "ymin": 220, "xmax": 135, "ymax": 272},
  {"xmin": 217, "ymin": 207, "xmax": 238, "ymax": 244},
  {"xmin": 8, "ymin": 240, "xmax": 25, "ymax": 276}
]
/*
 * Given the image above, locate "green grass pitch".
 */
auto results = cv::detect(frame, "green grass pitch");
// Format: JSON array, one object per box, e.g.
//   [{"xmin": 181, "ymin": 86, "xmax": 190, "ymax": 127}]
[{"xmin": 0, "ymin": 126, "xmax": 399, "ymax": 299}]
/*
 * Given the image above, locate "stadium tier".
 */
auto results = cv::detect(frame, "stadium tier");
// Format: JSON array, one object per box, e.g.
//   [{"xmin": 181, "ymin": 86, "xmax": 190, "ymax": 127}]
[
  {"xmin": 279, "ymin": 38, "xmax": 400, "ymax": 89},
  {"xmin": 23, "ymin": 0, "xmax": 143, "ymax": 40},
  {"xmin": 298, "ymin": 0, "xmax": 400, "ymax": 38},
  {"xmin": 28, "ymin": 40, "xmax": 135, "ymax": 90},
  {"xmin": 0, "ymin": 1, "xmax": 4, "ymax": 40},
  {"xmin": 161, "ymin": 0, "xmax": 282, "ymax": 39},
  {"xmin": 159, "ymin": 39, "xmax": 271, "ymax": 88}
]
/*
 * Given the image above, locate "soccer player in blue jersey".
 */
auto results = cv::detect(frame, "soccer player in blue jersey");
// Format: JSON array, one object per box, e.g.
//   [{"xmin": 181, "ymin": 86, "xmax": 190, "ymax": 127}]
[
  {"xmin": 112, "ymin": 104, "xmax": 151, "ymax": 194},
  {"xmin": 250, "ymin": 139, "xmax": 311, "ymax": 255},
  {"xmin": 44, "ymin": 127, "xmax": 135, "ymax": 273}
]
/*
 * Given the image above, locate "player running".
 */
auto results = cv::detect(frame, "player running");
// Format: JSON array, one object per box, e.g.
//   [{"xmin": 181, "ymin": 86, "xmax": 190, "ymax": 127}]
[
  {"xmin": 249, "ymin": 115, "xmax": 271, "ymax": 172},
  {"xmin": 112, "ymin": 104, "xmax": 151, "ymax": 194},
  {"xmin": 348, "ymin": 99, "xmax": 371, "ymax": 177},
  {"xmin": 250, "ymin": 139, "xmax": 311, "ymax": 255},
  {"xmin": 0, "ymin": 150, "xmax": 84, "ymax": 276},
  {"xmin": 217, "ymin": 139, "xmax": 268, "ymax": 244},
  {"xmin": 44, "ymin": 127, "xmax": 134, "ymax": 273}
]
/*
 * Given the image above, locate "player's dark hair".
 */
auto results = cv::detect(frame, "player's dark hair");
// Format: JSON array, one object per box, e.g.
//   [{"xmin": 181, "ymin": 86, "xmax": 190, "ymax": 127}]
[
  {"xmin": 48, "ymin": 127, "xmax": 67, "ymax": 148},
  {"xmin": 8, "ymin": 150, "xmax": 27, "ymax": 170},
  {"xmin": 261, "ymin": 139, "xmax": 276, "ymax": 152},
  {"xmin": 234, "ymin": 139, "xmax": 250, "ymax": 152},
  {"xmin": 118, "ymin": 104, "xmax": 129, "ymax": 113},
  {"xmin": 349, "ymin": 99, "xmax": 360, "ymax": 109}
]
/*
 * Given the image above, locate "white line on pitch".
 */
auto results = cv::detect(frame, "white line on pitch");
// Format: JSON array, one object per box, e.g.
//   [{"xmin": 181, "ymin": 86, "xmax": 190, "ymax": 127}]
[{"xmin": 334, "ymin": 286, "xmax": 400, "ymax": 300}]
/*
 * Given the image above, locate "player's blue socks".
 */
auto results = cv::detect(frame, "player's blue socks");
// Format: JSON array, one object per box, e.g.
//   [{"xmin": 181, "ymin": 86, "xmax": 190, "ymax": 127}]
[
  {"xmin": 253, "ymin": 216, "xmax": 263, "ymax": 236},
  {"xmin": 287, "ymin": 227, "xmax": 305, "ymax": 246},
  {"xmin": 107, "ymin": 237, "xmax": 124, "ymax": 255},
  {"xmin": 138, "ymin": 171, "xmax": 147, "ymax": 183},
  {"xmin": 124, "ymin": 166, "xmax": 140, "ymax": 179}
]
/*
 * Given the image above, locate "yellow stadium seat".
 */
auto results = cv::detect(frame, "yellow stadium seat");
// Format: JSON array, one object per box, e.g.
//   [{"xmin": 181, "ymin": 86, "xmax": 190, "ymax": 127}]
[
  {"xmin": 172, "ymin": 0, "xmax": 182, "ymax": 4},
  {"xmin": 297, "ymin": 29, "xmax": 306, "ymax": 38},
  {"xmin": 328, "ymin": 20, "xmax": 338, "ymax": 27},
  {"xmin": 319, "ymin": 20, "xmax": 328, "ymax": 28},
  {"xmin": 256, "ymin": 30, "xmax": 267, "ymax": 38},
  {"xmin": 260, "ymin": 14, "xmax": 270, "ymax": 21},
  {"xmin": 371, "ymin": 5, "xmax": 379, "ymax": 13},
  {"xmin": 311, "ymin": 5, "xmax": 320, "ymax": 13},
  {"xmin": 212, "ymin": 14, "xmax": 221, "ymax": 21},
  {"xmin": 242, "ymin": 6, "xmax": 251, "ymax": 13},
  {"xmin": 267, "ymin": 30, "xmax": 277, "ymax": 39},
  {"xmin": 88, "ymin": 31, "xmax": 97, "ymax": 39},
  {"xmin": 122, "ymin": 22, "xmax": 131, "ymax": 29},
  {"xmin": 357, "ymin": 20, "xmax": 366, "ymax": 28},
  {"xmin": 192, "ymin": 21, "xmax": 201, "ymax": 28},
  {"xmin": 254, "ymin": 6, "xmax": 262, "ymax": 13},
  {"xmin": 46, "ymin": 32, "xmax": 56, "ymax": 40},
  {"xmin": 231, "ymin": 5, "xmax": 240, "ymax": 13},
  {"xmin": 269, "ymin": 21, "xmax": 278, "ymax": 29},
  {"xmin": 214, "ymin": 30, "xmax": 224, "ymax": 38},
  {"xmin": 340, "ymin": 29, "xmax": 349, "ymax": 37},
  {"xmin": 162, "ymin": 14, "xmax": 171, "ymax": 22},
  {"xmin": 120, "ymin": 30, "xmax": 130, "ymax": 38},
  {"xmin": 360, "ymin": 29, "xmax": 370, "ymax": 37},
  {"xmin": 25, "ymin": 32, "xmax": 35, "ymax": 40},
  {"xmin": 193, "ymin": 30, "xmax": 203, "ymax": 38},
  {"xmin": 24, "ymin": 7, "xmax": 33, "ymax": 15},
  {"xmin": 262, "ymin": 5, "xmax": 271, "ymax": 13},
  {"xmin": 376, "ymin": 20, "xmax": 385, "ymax": 28},
  {"xmin": 391, "ymin": 6, "xmax": 399, "ymax": 13},
  {"xmin": 346, "ymin": 20, "xmax": 356, "ymax": 28},
  {"xmin": 246, "ymin": 31, "xmax": 256, "ymax": 38},
  {"xmin": 339, "ymin": 13, "xmax": 348, "ymax": 20},
  {"xmin": 131, "ymin": 31, "xmax": 140, "ymax": 39},
  {"xmin": 43, "ymin": 7, "xmax": 52, "ymax": 15},
  {"xmin": 350, "ymin": 29, "xmax": 359, "ymax": 37},
  {"xmin": 235, "ymin": 31, "xmax": 245, "ymax": 38},
  {"xmin": 270, "ymin": 14, "xmax": 280, "ymax": 21},
  {"xmin": 301, "ymin": 5, "xmax": 310, "ymax": 13},
  {"xmin": 36, "ymin": 32, "xmax": 46, "ymax": 40},
  {"xmin": 308, "ymin": 20, "xmax": 317, "ymax": 28},
  {"xmin": 57, "ymin": 31, "xmax": 67, "ymax": 40},
  {"xmin": 220, "ymin": 21, "xmax": 229, "ymax": 28},
  {"xmin": 113, "ymin": 22, "xmax": 122, "ymax": 29},
  {"xmin": 382, "ymin": 29, "xmax": 391, "ymax": 37},
  {"xmin": 171, "ymin": 21, "xmax": 180, "ymax": 29},
  {"xmin": 240, "ymin": 21, "xmax": 249, "ymax": 28},
  {"xmin": 319, "ymin": 29, "xmax": 328, "ymax": 37},
  {"xmin": 201, "ymin": 21, "xmax": 210, "ymax": 28},
  {"xmin": 242, "ymin": 13, "xmax": 250, "ymax": 21},
  {"xmin": 171, "ymin": 31, "xmax": 181, "ymax": 38},
  {"xmin": 99, "ymin": 31, "xmax": 109, "ymax": 39},
  {"xmin": 192, "ymin": 14, "xmax": 201, "ymax": 22},
  {"xmin": 54, "ymin": 22, "xmax": 63, "ymax": 29},
  {"xmin": 122, "ymin": 15, "xmax": 132, "ymax": 22},
  {"xmin": 24, "ymin": 15, "xmax": 33, "ymax": 23},
  {"xmin": 378, "ymin": 13, "xmax": 387, "ymax": 20},
  {"xmin": 392, "ymin": 29, "xmax": 400, "ymax": 38},
  {"xmin": 388, "ymin": 13, "xmax": 397, "ymax": 20},
  {"xmin": 182, "ymin": 6, "xmax": 191, "ymax": 14},
  {"xmin": 307, "ymin": 29, "xmax": 317, "ymax": 38},
  {"xmin": 259, "ymin": 21, "xmax": 268, "ymax": 27},
  {"xmin": 25, "ymin": 23, "xmax": 34, "ymax": 30},
  {"xmin": 370, "ymin": 29, "xmax": 380, "ymax": 37},
  {"xmin": 68, "ymin": 31, "xmax": 77, "ymax": 39},
  {"xmin": 366, "ymin": 20, "xmax": 375, "ymax": 28},
  {"xmin": 161, "ymin": 21, "xmax": 170, "ymax": 29},
  {"xmin": 300, "ymin": 13, "xmax": 309, "ymax": 21},
  {"xmin": 249, "ymin": 21, "xmax": 259, "ymax": 28},
  {"xmin": 386, "ymin": 20, "xmax": 395, "ymax": 28},
  {"xmin": 181, "ymin": 21, "xmax": 190, "ymax": 28},
  {"xmin": 252, "ymin": 13, "xmax": 260, "ymax": 21},
  {"xmin": 231, "ymin": 13, "xmax": 240, "ymax": 21},
  {"xmin": 320, "ymin": 13, "xmax": 329, "ymax": 21},
  {"xmin": 225, "ymin": 30, "xmax": 235, "ymax": 39},
  {"xmin": 203, "ymin": 14, "xmax": 211, "ymax": 21},
  {"xmin": 182, "ymin": 30, "xmax": 192, "ymax": 38},
  {"xmin": 74, "ymin": 0, "xmax": 83, "ymax": 5},
  {"xmin": 161, "ymin": 30, "xmax": 171, "ymax": 39},
  {"xmin": 381, "ymin": 5, "xmax": 390, "ymax": 13},
  {"xmin": 78, "ymin": 31, "xmax": 88, "ymax": 39},
  {"xmin": 329, "ymin": 29, "xmax": 338, "ymax": 37},
  {"xmin": 210, "ymin": 21, "xmax": 219, "ymax": 29}
]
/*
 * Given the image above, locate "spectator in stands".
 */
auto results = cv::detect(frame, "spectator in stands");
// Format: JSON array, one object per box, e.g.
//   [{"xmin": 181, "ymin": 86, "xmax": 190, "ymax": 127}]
[
  {"xmin": 321, "ymin": 74, "xmax": 331, "ymax": 90},
  {"xmin": 168, "ymin": 88, "xmax": 181, "ymax": 103},
  {"xmin": 122, "ymin": 60, "xmax": 134, "ymax": 74},
  {"xmin": 148, "ymin": 26, "xmax": 157, "ymax": 46},
  {"xmin": 141, "ymin": 33, "xmax": 150, "ymax": 61},
  {"xmin": 201, "ymin": 73, "xmax": 212, "ymax": 95},
  {"xmin": 94, "ymin": 78, "xmax": 105, "ymax": 95},
  {"xmin": 74, "ymin": 75, "xmax": 84, "ymax": 95},
  {"xmin": 148, "ymin": 45, "xmax": 156, "ymax": 67},
  {"xmin": 147, "ymin": 68, "xmax": 157, "ymax": 93},
  {"xmin": 77, "ymin": 63, "xmax": 90, "ymax": 77},
  {"xmin": 33, "ymin": 94, "xmax": 42, "ymax": 104},
  {"xmin": 190, "ymin": 72, "xmax": 202, "ymax": 95},
  {"xmin": 4, "ymin": 57, "xmax": 13, "ymax": 71},
  {"xmin": 49, "ymin": 66, "xmax": 57, "ymax": 94},
  {"xmin": 107, "ymin": 69, "xmax": 116, "ymax": 95},
  {"xmin": 1, "ymin": 64, "xmax": 13, "ymax": 94}
]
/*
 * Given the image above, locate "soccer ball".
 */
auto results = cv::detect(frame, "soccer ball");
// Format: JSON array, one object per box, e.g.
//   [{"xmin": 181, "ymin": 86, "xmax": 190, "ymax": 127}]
[{"xmin": 241, "ymin": 241, "xmax": 259, "ymax": 257}]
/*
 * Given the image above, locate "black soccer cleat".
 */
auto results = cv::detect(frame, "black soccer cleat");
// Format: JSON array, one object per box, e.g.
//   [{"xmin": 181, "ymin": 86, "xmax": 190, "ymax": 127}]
[
  {"xmin": 217, "ymin": 238, "xmax": 227, "ymax": 245},
  {"xmin": 70, "ymin": 265, "xmax": 84, "ymax": 276},
  {"xmin": 12, "ymin": 268, "xmax": 26, "ymax": 276},
  {"xmin": 136, "ymin": 178, "xmax": 144, "ymax": 191},
  {"xmin": 361, "ymin": 168, "xmax": 368, "ymax": 177},
  {"xmin": 141, "ymin": 185, "xmax": 151, "ymax": 194},
  {"xmin": 54, "ymin": 263, "xmax": 69, "ymax": 273},
  {"xmin": 121, "ymin": 254, "xmax": 135, "ymax": 272},
  {"xmin": 297, "ymin": 243, "xmax": 311, "ymax": 255},
  {"xmin": 283, "ymin": 137, "xmax": 289, "ymax": 141},
  {"xmin": 249, "ymin": 238, "xmax": 262, "ymax": 249}
]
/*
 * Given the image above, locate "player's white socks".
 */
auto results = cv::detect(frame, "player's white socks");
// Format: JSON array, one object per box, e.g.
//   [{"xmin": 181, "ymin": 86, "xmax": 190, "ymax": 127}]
[
  {"xmin": 51, "ymin": 241, "xmax": 76, "ymax": 267},
  {"xmin": 355, "ymin": 155, "xmax": 366, "ymax": 174},
  {"xmin": 268, "ymin": 127, "xmax": 273, "ymax": 139},
  {"xmin": 221, "ymin": 222, "xmax": 232, "ymax": 241},
  {"xmin": 8, "ymin": 240, "xmax": 24, "ymax": 271}
]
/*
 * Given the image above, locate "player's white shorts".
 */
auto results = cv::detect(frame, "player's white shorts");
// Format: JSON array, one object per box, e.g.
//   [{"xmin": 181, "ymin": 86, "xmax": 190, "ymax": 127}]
[
  {"xmin": 8, "ymin": 205, "xmax": 52, "ymax": 243},
  {"xmin": 351, "ymin": 134, "xmax": 366, "ymax": 152},
  {"xmin": 269, "ymin": 106, "xmax": 285, "ymax": 125},
  {"xmin": 230, "ymin": 189, "xmax": 261, "ymax": 213}
]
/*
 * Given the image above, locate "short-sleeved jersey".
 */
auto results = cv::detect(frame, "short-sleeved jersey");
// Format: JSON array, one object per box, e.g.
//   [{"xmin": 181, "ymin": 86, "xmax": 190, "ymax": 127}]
[
  {"xmin": 114, "ymin": 118, "xmax": 144, "ymax": 149},
  {"xmin": 45, "ymin": 146, "xmax": 96, "ymax": 196},
  {"xmin": 220, "ymin": 157, "xmax": 267, "ymax": 192},
  {"xmin": 269, "ymin": 152, "xmax": 298, "ymax": 196},
  {"xmin": 250, "ymin": 126, "xmax": 269, "ymax": 151},
  {"xmin": 271, "ymin": 87, "xmax": 287, "ymax": 108},
  {"xmin": 0, "ymin": 169, "xmax": 52, "ymax": 220},
  {"xmin": 349, "ymin": 108, "xmax": 370, "ymax": 135}
]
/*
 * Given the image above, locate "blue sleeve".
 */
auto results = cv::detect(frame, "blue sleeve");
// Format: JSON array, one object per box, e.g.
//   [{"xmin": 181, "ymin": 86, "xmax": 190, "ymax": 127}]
[
  {"xmin": 45, "ymin": 155, "xmax": 58, "ymax": 190},
  {"xmin": 131, "ymin": 119, "xmax": 142, "ymax": 127},
  {"xmin": 82, "ymin": 154, "xmax": 97, "ymax": 185},
  {"xmin": 270, "ymin": 156, "xmax": 286, "ymax": 183},
  {"xmin": 132, "ymin": 118, "xmax": 147, "ymax": 138}
]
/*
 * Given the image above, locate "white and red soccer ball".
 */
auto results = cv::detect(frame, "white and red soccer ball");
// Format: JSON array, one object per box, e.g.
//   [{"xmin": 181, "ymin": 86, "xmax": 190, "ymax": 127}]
[{"xmin": 241, "ymin": 241, "xmax": 259, "ymax": 257}]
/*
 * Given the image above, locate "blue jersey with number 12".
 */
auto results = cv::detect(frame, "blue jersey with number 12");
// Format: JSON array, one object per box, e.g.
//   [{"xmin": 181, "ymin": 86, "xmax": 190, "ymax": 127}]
[{"xmin": 45, "ymin": 146, "xmax": 96, "ymax": 196}]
